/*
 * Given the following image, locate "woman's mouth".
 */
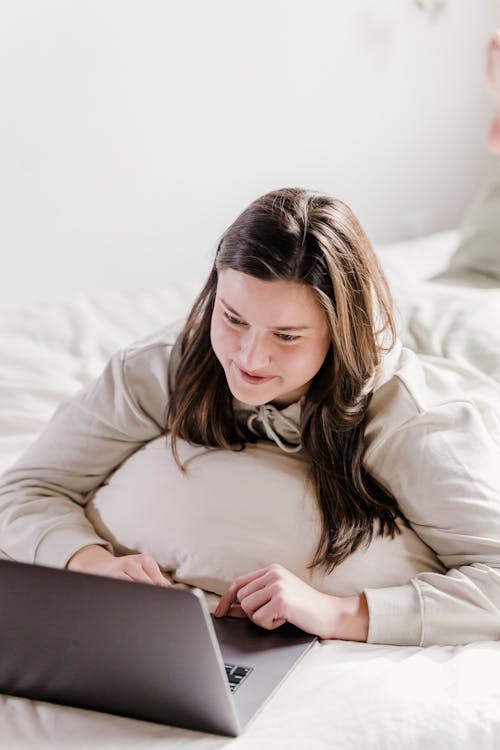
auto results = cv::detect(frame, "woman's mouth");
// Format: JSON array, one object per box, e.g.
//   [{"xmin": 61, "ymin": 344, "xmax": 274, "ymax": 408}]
[{"xmin": 234, "ymin": 364, "xmax": 275, "ymax": 385}]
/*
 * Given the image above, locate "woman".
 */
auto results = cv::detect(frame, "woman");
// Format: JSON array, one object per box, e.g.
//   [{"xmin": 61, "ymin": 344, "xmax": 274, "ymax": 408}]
[
  {"xmin": 1, "ymin": 36, "xmax": 500, "ymax": 648},
  {"xmin": 1, "ymin": 180, "xmax": 499, "ymax": 647}
]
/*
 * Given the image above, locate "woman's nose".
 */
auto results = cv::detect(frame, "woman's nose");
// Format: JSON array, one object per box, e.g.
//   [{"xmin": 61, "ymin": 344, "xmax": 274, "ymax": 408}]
[{"xmin": 239, "ymin": 330, "xmax": 271, "ymax": 370}]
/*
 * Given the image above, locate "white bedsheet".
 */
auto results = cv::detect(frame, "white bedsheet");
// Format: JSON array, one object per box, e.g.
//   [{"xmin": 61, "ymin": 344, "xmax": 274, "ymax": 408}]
[
  {"xmin": 1, "ymin": 640, "xmax": 499, "ymax": 750},
  {"xmin": 1, "ymin": 229, "xmax": 500, "ymax": 749}
]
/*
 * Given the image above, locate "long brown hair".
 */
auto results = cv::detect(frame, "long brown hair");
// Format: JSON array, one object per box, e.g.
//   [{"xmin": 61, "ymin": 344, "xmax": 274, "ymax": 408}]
[{"xmin": 166, "ymin": 188, "xmax": 409, "ymax": 574}]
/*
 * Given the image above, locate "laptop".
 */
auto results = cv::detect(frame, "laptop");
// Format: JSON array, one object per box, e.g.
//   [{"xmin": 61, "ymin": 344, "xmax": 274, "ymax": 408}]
[{"xmin": 0, "ymin": 559, "xmax": 317, "ymax": 736}]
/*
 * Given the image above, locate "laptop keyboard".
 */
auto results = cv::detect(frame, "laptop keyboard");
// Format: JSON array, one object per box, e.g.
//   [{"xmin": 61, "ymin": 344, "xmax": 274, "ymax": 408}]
[{"xmin": 224, "ymin": 663, "xmax": 253, "ymax": 692}]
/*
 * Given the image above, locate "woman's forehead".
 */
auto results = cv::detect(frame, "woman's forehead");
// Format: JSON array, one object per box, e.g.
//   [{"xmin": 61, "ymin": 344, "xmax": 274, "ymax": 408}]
[{"xmin": 216, "ymin": 269, "xmax": 325, "ymax": 327}]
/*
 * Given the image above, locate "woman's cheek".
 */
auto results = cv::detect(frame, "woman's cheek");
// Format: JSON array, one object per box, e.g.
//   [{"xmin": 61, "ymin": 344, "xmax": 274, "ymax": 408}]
[
  {"xmin": 286, "ymin": 345, "xmax": 304, "ymax": 372},
  {"xmin": 211, "ymin": 316, "xmax": 236, "ymax": 357},
  {"xmin": 209, "ymin": 316, "xmax": 223, "ymax": 356},
  {"xmin": 284, "ymin": 344, "xmax": 320, "ymax": 381}
]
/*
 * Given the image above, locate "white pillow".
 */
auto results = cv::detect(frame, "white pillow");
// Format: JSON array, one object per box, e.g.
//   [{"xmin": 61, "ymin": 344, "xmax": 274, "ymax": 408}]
[{"xmin": 85, "ymin": 435, "xmax": 445, "ymax": 597}]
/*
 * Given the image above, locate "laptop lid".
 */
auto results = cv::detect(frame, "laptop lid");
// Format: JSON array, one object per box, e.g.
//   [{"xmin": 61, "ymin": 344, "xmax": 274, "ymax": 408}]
[{"xmin": 0, "ymin": 560, "xmax": 317, "ymax": 736}]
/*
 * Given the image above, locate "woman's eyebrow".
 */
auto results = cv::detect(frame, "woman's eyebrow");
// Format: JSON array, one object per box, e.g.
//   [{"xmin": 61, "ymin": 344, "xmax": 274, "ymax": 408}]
[{"xmin": 220, "ymin": 298, "xmax": 312, "ymax": 331}]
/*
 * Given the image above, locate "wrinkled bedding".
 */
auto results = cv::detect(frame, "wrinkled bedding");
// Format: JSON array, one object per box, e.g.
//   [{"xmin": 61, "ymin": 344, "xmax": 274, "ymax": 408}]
[{"xmin": 1, "ymin": 229, "xmax": 500, "ymax": 749}]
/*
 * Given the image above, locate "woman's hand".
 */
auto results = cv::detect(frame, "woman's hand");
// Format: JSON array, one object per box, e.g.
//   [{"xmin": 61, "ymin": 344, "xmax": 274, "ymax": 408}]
[
  {"xmin": 214, "ymin": 563, "xmax": 368, "ymax": 641},
  {"xmin": 66, "ymin": 544, "xmax": 172, "ymax": 588}
]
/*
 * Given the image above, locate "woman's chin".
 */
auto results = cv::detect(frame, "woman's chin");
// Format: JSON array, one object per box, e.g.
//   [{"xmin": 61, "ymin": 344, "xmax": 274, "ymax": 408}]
[
  {"xmin": 225, "ymin": 376, "xmax": 277, "ymax": 406},
  {"xmin": 228, "ymin": 384, "xmax": 273, "ymax": 406}
]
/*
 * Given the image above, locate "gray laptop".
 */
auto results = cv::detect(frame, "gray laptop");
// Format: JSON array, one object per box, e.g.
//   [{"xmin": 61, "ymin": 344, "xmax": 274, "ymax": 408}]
[{"xmin": 0, "ymin": 559, "xmax": 317, "ymax": 736}]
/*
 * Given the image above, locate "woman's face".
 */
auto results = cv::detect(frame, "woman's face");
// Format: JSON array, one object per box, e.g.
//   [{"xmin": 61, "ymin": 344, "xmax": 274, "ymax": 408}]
[{"xmin": 210, "ymin": 269, "xmax": 331, "ymax": 407}]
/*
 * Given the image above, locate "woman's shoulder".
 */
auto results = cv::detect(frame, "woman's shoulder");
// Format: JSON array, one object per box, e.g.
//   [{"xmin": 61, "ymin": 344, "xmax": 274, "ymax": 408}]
[
  {"xmin": 123, "ymin": 317, "xmax": 186, "ymax": 360},
  {"xmin": 119, "ymin": 318, "xmax": 186, "ymax": 405}
]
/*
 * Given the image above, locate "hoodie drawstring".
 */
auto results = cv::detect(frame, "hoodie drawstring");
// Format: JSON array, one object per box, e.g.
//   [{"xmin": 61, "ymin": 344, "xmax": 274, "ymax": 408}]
[{"xmin": 245, "ymin": 404, "xmax": 303, "ymax": 454}]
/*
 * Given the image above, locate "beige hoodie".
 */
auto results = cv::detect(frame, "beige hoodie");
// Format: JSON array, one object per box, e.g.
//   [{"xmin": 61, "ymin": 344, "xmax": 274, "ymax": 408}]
[{"xmin": 1, "ymin": 319, "xmax": 500, "ymax": 647}]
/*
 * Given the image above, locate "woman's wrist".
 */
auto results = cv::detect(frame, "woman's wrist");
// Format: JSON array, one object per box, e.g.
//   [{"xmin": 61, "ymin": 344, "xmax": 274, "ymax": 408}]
[
  {"xmin": 66, "ymin": 543, "xmax": 114, "ymax": 573},
  {"xmin": 322, "ymin": 592, "xmax": 369, "ymax": 642}
]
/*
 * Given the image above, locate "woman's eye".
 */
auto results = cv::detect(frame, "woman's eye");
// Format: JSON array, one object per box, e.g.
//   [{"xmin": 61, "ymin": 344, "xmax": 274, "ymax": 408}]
[
  {"xmin": 276, "ymin": 333, "xmax": 300, "ymax": 343},
  {"xmin": 223, "ymin": 311, "xmax": 243, "ymax": 326},
  {"xmin": 222, "ymin": 311, "xmax": 299, "ymax": 342}
]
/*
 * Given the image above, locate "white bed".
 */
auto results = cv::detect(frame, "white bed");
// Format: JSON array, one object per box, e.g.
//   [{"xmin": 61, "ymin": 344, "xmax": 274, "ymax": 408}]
[{"xmin": 2, "ymin": 229, "xmax": 500, "ymax": 749}]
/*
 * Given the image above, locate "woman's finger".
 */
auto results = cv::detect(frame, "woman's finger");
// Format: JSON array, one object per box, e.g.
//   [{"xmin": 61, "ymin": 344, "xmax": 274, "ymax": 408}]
[
  {"xmin": 138, "ymin": 555, "xmax": 172, "ymax": 588},
  {"xmin": 216, "ymin": 565, "xmax": 286, "ymax": 617},
  {"xmin": 226, "ymin": 603, "xmax": 247, "ymax": 618},
  {"xmin": 251, "ymin": 598, "xmax": 287, "ymax": 630},
  {"xmin": 119, "ymin": 556, "xmax": 159, "ymax": 585},
  {"xmin": 235, "ymin": 571, "xmax": 273, "ymax": 603},
  {"xmin": 238, "ymin": 586, "xmax": 273, "ymax": 618},
  {"xmin": 216, "ymin": 569, "xmax": 267, "ymax": 615}
]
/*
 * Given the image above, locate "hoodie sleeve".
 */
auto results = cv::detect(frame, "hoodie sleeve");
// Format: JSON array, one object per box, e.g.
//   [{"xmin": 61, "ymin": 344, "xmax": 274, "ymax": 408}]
[
  {"xmin": 0, "ymin": 327, "xmax": 179, "ymax": 569},
  {"xmin": 362, "ymin": 381, "xmax": 500, "ymax": 647}
]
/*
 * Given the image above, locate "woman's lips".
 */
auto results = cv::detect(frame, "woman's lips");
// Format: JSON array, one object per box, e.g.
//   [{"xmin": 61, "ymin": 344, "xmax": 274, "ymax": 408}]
[{"xmin": 234, "ymin": 364, "xmax": 275, "ymax": 384}]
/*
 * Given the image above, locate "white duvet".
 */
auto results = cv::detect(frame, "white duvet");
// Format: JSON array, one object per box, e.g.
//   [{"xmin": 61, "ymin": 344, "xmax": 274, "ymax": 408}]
[{"xmin": 1, "ymin": 229, "xmax": 500, "ymax": 749}]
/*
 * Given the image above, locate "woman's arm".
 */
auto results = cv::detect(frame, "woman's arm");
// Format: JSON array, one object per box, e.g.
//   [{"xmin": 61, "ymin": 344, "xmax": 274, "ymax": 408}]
[
  {"xmin": 362, "ymin": 369, "xmax": 500, "ymax": 646},
  {"xmin": 215, "ymin": 563, "xmax": 369, "ymax": 641},
  {"xmin": 0, "ymin": 324, "xmax": 180, "ymax": 572}
]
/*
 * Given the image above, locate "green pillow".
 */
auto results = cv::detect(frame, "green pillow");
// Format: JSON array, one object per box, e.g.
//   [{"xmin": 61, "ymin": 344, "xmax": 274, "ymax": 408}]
[{"xmin": 431, "ymin": 164, "xmax": 500, "ymax": 287}]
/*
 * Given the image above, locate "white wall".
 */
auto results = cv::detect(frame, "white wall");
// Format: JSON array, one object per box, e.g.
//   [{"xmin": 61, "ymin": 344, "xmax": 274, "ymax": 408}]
[{"xmin": 1, "ymin": 0, "xmax": 499, "ymax": 310}]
